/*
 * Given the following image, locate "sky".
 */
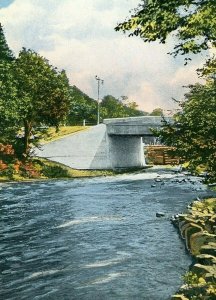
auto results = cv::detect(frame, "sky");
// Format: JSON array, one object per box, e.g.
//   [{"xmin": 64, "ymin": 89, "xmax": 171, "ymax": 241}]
[{"xmin": 0, "ymin": 0, "xmax": 207, "ymax": 112}]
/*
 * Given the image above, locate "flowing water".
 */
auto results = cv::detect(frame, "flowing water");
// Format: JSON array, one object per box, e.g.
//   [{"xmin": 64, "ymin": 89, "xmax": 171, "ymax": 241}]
[{"xmin": 0, "ymin": 168, "xmax": 214, "ymax": 300}]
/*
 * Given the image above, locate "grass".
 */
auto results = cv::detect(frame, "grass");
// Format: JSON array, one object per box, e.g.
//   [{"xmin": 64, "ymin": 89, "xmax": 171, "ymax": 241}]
[
  {"xmin": 37, "ymin": 158, "xmax": 115, "ymax": 179},
  {"xmin": 41, "ymin": 126, "xmax": 90, "ymax": 143},
  {"xmin": 0, "ymin": 158, "xmax": 116, "ymax": 182},
  {"xmin": 0, "ymin": 157, "xmax": 151, "ymax": 182}
]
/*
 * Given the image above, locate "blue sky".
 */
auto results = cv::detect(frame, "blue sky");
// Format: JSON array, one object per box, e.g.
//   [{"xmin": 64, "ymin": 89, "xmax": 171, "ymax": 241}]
[
  {"xmin": 0, "ymin": 0, "xmax": 206, "ymax": 112},
  {"xmin": 0, "ymin": 0, "xmax": 14, "ymax": 8}
]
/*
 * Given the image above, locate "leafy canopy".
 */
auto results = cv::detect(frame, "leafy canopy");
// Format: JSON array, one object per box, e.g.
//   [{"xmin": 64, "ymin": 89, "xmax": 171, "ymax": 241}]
[
  {"xmin": 67, "ymin": 86, "xmax": 97, "ymax": 125},
  {"xmin": 100, "ymin": 95, "xmax": 146, "ymax": 119},
  {"xmin": 115, "ymin": 0, "xmax": 216, "ymax": 59},
  {"xmin": 0, "ymin": 48, "xmax": 71, "ymax": 157},
  {"xmin": 13, "ymin": 48, "xmax": 70, "ymax": 128},
  {"xmin": 158, "ymin": 74, "xmax": 216, "ymax": 179}
]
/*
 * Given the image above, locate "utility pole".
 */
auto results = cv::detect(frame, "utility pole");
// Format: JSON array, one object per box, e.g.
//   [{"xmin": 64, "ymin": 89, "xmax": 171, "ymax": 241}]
[{"xmin": 95, "ymin": 75, "xmax": 104, "ymax": 125}]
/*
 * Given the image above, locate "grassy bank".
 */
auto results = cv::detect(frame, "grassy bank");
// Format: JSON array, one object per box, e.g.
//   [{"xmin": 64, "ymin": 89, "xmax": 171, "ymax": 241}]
[
  {"xmin": 171, "ymin": 198, "xmax": 216, "ymax": 300},
  {"xmin": 0, "ymin": 158, "xmax": 115, "ymax": 182},
  {"xmin": 40, "ymin": 126, "xmax": 89, "ymax": 143}
]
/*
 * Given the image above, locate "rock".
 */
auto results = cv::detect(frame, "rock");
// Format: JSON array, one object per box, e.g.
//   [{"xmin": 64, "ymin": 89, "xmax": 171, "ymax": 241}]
[
  {"xmin": 200, "ymin": 242, "xmax": 216, "ymax": 256},
  {"xmin": 198, "ymin": 171, "xmax": 208, "ymax": 178},
  {"xmin": 189, "ymin": 232, "xmax": 216, "ymax": 256},
  {"xmin": 155, "ymin": 178, "xmax": 162, "ymax": 182},
  {"xmin": 156, "ymin": 212, "xmax": 165, "ymax": 217},
  {"xmin": 180, "ymin": 222, "xmax": 202, "ymax": 241},
  {"xmin": 192, "ymin": 263, "xmax": 216, "ymax": 281},
  {"xmin": 196, "ymin": 253, "xmax": 216, "ymax": 264},
  {"xmin": 171, "ymin": 295, "xmax": 189, "ymax": 300}
]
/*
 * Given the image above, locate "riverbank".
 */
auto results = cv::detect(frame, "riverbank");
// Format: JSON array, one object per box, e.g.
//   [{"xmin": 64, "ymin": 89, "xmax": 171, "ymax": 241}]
[
  {"xmin": 171, "ymin": 198, "xmax": 216, "ymax": 300},
  {"xmin": 0, "ymin": 157, "xmax": 151, "ymax": 182},
  {"xmin": 0, "ymin": 158, "xmax": 116, "ymax": 182}
]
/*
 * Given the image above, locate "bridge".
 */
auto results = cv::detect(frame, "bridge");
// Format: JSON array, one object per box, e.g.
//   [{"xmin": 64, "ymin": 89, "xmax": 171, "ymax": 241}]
[{"xmin": 36, "ymin": 116, "xmax": 170, "ymax": 169}]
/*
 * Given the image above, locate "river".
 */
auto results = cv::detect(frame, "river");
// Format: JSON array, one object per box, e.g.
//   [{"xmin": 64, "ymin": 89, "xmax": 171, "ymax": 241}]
[{"xmin": 0, "ymin": 167, "xmax": 214, "ymax": 300}]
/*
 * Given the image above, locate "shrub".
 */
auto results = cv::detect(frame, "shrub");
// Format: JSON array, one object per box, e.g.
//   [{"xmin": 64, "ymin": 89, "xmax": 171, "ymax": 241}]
[{"xmin": 42, "ymin": 165, "xmax": 70, "ymax": 178}]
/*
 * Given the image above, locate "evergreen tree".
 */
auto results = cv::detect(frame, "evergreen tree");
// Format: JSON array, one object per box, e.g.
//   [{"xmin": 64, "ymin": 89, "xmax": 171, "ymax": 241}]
[
  {"xmin": 0, "ymin": 23, "xmax": 18, "ymax": 148},
  {"xmin": 0, "ymin": 23, "xmax": 14, "ymax": 62}
]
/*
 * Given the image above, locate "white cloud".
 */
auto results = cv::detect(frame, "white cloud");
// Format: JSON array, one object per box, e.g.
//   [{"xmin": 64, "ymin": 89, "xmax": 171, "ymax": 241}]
[{"xmin": 0, "ymin": 0, "xmax": 206, "ymax": 112}]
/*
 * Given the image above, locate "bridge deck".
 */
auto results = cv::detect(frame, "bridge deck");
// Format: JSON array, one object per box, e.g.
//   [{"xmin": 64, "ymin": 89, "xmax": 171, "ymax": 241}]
[{"xmin": 104, "ymin": 116, "xmax": 171, "ymax": 136}]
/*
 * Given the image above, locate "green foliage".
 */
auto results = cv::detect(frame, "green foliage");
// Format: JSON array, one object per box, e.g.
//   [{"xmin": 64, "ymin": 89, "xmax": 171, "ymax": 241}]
[
  {"xmin": 150, "ymin": 107, "xmax": 163, "ymax": 116},
  {"xmin": 1, "ymin": 163, "xmax": 15, "ymax": 179},
  {"xmin": 0, "ymin": 25, "xmax": 18, "ymax": 143},
  {"xmin": 13, "ymin": 48, "xmax": 70, "ymax": 127},
  {"xmin": 157, "ymin": 72, "xmax": 216, "ymax": 180},
  {"xmin": 183, "ymin": 271, "xmax": 200, "ymax": 286},
  {"xmin": 0, "ymin": 23, "xmax": 14, "ymax": 62},
  {"xmin": 100, "ymin": 95, "xmax": 146, "ymax": 119},
  {"xmin": 1, "ymin": 48, "xmax": 71, "ymax": 157},
  {"xmin": 116, "ymin": 1, "xmax": 216, "ymax": 181},
  {"xmin": 66, "ymin": 85, "xmax": 97, "ymax": 125},
  {"xmin": 115, "ymin": 0, "xmax": 216, "ymax": 60},
  {"xmin": 42, "ymin": 164, "xmax": 70, "ymax": 178},
  {"xmin": 66, "ymin": 89, "xmax": 146, "ymax": 125},
  {"xmin": 0, "ymin": 61, "xmax": 20, "ymax": 144}
]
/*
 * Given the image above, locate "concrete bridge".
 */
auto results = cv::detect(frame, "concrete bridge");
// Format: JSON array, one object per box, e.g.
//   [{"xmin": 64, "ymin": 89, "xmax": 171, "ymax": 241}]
[{"xmin": 36, "ymin": 116, "xmax": 169, "ymax": 169}]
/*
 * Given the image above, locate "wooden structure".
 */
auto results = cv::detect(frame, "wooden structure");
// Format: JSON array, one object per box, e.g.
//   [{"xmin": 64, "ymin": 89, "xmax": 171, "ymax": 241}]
[{"xmin": 145, "ymin": 145, "xmax": 180, "ymax": 165}]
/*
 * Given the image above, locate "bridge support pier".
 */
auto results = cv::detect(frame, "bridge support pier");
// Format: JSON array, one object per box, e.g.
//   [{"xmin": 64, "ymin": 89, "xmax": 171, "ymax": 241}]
[{"xmin": 109, "ymin": 136, "xmax": 145, "ymax": 169}]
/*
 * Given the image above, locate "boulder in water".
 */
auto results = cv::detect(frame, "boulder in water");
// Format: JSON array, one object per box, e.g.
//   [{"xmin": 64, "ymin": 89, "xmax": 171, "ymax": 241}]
[{"xmin": 156, "ymin": 212, "xmax": 165, "ymax": 217}]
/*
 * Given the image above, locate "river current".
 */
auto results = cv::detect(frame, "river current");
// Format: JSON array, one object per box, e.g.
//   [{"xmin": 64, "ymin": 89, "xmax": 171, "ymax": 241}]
[{"xmin": 0, "ymin": 167, "xmax": 214, "ymax": 300}]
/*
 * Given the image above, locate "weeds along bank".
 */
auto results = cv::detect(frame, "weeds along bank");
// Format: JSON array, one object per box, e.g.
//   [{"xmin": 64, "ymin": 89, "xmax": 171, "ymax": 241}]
[
  {"xmin": 0, "ymin": 157, "xmax": 115, "ymax": 182},
  {"xmin": 171, "ymin": 198, "xmax": 216, "ymax": 300}
]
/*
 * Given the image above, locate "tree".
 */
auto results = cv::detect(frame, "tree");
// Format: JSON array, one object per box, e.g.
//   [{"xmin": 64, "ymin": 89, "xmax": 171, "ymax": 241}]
[
  {"xmin": 115, "ymin": 0, "xmax": 216, "ymax": 60},
  {"xmin": 11, "ymin": 48, "xmax": 71, "ymax": 157},
  {"xmin": 66, "ymin": 86, "xmax": 97, "ymax": 125},
  {"xmin": 0, "ymin": 23, "xmax": 14, "ymax": 62},
  {"xmin": 150, "ymin": 107, "xmax": 163, "ymax": 116},
  {"xmin": 0, "ymin": 24, "xmax": 18, "ymax": 145},
  {"xmin": 116, "ymin": 0, "xmax": 216, "ymax": 180},
  {"xmin": 100, "ymin": 95, "xmax": 146, "ymax": 119},
  {"xmin": 157, "ymin": 75, "xmax": 216, "ymax": 179}
]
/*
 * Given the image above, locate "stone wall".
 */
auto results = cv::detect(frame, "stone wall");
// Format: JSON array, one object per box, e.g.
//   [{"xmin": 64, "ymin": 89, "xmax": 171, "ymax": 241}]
[{"xmin": 171, "ymin": 198, "xmax": 216, "ymax": 300}]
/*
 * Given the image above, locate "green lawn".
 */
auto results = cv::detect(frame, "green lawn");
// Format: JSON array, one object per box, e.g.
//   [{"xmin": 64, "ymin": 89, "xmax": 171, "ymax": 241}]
[{"xmin": 41, "ymin": 126, "xmax": 90, "ymax": 143}]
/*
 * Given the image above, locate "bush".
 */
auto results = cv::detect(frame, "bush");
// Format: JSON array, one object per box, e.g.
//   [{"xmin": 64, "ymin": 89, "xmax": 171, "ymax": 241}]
[{"xmin": 42, "ymin": 165, "xmax": 70, "ymax": 178}]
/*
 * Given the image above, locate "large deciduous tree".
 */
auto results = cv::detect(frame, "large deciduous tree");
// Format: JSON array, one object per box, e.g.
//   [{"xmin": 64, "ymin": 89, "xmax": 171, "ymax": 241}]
[
  {"xmin": 116, "ymin": 0, "xmax": 216, "ymax": 180},
  {"xmin": 158, "ymin": 72, "xmax": 216, "ymax": 179},
  {"xmin": 12, "ymin": 48, "xmax": 71, "ymax": 156},
  {"xmin": 115, "ymin": 0, "xmax": 216, "ymax": 60},
  {"xmin": 0, "ymin": 48, "xmax": 71, "ymax": 158}
]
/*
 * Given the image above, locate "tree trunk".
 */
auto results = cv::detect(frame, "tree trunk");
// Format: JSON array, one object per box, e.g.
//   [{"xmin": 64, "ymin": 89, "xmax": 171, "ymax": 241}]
[
  {"xmin": 55, "ymin": 124, "xmax": 59, "ymax": 133},
  {"xmin": 23, "ymin": 120, "xmax": 32, "ymax": 159}
]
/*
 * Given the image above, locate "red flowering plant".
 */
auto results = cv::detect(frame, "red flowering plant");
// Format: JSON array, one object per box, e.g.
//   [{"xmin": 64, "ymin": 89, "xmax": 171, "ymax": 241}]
[
  {"xmin": 19, "ymin": 161, "xmax": 40, "ymax": 178},
  {"xmin": 0, "ymin": 143, "xmax": 16, "ymax": 178}
]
